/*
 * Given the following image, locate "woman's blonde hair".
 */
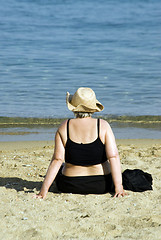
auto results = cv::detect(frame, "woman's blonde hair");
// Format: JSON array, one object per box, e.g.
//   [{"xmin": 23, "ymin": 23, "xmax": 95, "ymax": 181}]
[{"xmin": 74, "ymin": 112, "xmax": 93, "ymax": 118}]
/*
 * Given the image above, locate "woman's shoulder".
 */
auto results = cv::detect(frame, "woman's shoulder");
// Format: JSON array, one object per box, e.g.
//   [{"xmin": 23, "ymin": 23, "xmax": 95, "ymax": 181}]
[
  {"xmin": 57, "ymin": 118, "xmax": 75, "ymax": 135},
  {"xmin": 100, "ymin": 119, "xmax": 114, "ymax": 137},
  {"xmin": 100, "ymin": 118, "xmax": 111, "ymax": 129},
  {"xmin": 55, "ymin": 119, "xmax": 69, "ymax": 143},
  {"xmin": 58, "ymin": 119, "xmax": 68, "ymax": 132}
]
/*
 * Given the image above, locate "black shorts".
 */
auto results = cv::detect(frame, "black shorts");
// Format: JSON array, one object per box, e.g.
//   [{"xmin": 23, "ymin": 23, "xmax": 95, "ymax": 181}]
[
  {"xmin": 54, "ymin": 167, "xmax": 153, "ymax": 194},
  {"xmin": 55, "ymin": 172, "xmax": 114, "ymax": 194}
]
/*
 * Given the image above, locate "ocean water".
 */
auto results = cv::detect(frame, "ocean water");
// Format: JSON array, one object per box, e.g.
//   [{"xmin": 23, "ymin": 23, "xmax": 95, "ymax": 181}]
[{"xmin": 0, "ymin": 0, "xmax": 161, "ymax": 119}]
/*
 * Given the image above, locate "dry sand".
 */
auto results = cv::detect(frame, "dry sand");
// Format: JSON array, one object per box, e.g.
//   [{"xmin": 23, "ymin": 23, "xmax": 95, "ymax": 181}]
[{"xmin": 0, "ymin": 139, "xmax": 161, "ymax": 240}]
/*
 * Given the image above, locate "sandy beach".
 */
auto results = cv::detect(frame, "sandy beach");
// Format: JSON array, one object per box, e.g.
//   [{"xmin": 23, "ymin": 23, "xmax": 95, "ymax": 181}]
[{"xmin": 0, "ymin": 139, "xmax": 161, "ymax": 240}]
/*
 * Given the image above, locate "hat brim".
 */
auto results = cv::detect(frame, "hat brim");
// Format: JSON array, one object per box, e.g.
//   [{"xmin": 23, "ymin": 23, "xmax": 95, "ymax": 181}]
[{"xmin": 66, "ymin": 92, "xmax": 104, "ymax": 112}]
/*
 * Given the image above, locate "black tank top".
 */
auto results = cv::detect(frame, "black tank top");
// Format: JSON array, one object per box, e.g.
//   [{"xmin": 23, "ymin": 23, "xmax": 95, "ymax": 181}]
[{"xmin": 65, "ymin": 119, "xmax": 107, "ymax": 166}]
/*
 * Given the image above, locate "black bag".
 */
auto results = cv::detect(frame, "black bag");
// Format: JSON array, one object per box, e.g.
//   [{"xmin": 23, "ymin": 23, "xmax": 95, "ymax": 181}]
[{"xmin": 122, "ymin": 169, "xmax": 153, "ymax": 192}]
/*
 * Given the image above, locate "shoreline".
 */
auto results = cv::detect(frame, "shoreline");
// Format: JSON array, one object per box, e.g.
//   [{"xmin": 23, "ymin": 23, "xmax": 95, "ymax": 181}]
[
  {"xmin": 1, "ymin": 126, "xmax": 161, "ymax": 142},
  {"xmin": 1, "ymin": 115, "xmax": 161, "ymax": 126},
  {"xmin": 1, "ymin": 115, "xmax": 161, "ymax": 141}
]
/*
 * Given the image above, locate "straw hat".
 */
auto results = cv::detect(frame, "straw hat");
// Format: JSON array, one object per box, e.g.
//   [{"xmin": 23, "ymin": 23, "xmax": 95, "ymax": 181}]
[{"xmin": 66, "ymin": 87, "xmax": 104, "ymax": 112}]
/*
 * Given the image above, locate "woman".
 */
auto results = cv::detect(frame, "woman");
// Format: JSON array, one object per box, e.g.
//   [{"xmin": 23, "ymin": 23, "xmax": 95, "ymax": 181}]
[{"xmin": 35, "ymin": 87, "xmax": 126, "ymax": 199}]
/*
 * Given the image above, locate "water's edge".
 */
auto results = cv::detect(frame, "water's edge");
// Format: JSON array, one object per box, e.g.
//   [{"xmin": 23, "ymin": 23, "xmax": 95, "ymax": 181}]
[
  {"xmin": 0, "ymin": 115, "xmax": 161, "ymax": 141},
  {"xmin": 1, "ymin": 115, "xmax": 161, "ymax": 128}
]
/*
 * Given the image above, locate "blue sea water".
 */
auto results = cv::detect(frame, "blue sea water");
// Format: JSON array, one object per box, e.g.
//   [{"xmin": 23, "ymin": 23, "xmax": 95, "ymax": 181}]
[{"xmin": 0, "ymin": 0, "xmax": 161, "ymax": 118}]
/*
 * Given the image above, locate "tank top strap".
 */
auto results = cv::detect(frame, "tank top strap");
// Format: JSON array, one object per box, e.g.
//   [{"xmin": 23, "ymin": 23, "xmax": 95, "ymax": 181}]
[
  {"xmin": 67, "ymin": 119, "xmax": 70, "ymax": 139},
  {"xmin": 97, "ymin": 118, "xmax": 100, "ymax": 137}
]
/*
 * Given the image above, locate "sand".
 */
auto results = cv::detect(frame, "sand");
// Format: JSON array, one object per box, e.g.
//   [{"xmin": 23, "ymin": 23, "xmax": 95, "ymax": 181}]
[{"xmin": 0, "ymin": 139, "xmax": 161, "ymax": 240}]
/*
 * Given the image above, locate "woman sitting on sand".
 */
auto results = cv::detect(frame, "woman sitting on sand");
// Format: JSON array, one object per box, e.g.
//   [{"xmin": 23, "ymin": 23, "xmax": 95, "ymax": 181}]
[{"xmin": 35, "ymin": 87, "xmax": 126, "ymax": 199}]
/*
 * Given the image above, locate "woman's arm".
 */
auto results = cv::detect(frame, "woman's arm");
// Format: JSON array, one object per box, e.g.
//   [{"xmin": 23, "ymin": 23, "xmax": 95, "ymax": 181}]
[
  {"xmin": 104, "ymin": 121, "xmax": 126, "ymax": 197},
  {"xmin": 35, "ymin": 129, "xmax": 65, "ymax": 199}
]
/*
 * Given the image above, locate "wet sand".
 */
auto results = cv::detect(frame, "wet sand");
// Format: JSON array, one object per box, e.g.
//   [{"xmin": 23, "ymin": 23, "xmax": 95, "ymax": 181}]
[{"xmin": 0, "ymin": 139, "xmax": 161, "ymax": 240}]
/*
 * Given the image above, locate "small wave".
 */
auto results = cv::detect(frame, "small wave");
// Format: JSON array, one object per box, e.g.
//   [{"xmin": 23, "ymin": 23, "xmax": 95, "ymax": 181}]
[
  {"xmin": 0, "ymin": 117, "xmax": 65, "ymax": 128},
  {"xmin": 101, "ymin": 115, "xmax": 161, "ymax": 129},
  {"xmin": 0, "ymin": 115, "xmax": 161, "ymax": 129},
  {"xmin": 102, "ymin": 115, "xmax": 161, "ymax": 124}
]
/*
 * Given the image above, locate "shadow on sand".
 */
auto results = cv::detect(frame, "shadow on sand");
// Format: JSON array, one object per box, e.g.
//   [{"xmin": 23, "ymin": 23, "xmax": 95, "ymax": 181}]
[{"xmin": 0, "ymin": 177, "xmax": 59, "ymax": 193}]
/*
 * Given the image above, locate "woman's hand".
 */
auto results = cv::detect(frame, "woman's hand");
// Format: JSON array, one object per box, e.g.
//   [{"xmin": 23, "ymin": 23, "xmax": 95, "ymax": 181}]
[
  {"xmin": 33, "ymin": 188, "xmax": 48, "ymax": 200},
  {"xmin": 33, "ymin": 193, "xmax": 46, "ymax": 200},
  {"xmin": 113, "ymin": 184, "xmax": 127, "ymax": 198}
]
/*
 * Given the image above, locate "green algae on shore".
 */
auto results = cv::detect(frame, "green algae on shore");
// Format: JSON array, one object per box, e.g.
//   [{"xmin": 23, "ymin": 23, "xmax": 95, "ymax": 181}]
[{"xmin": 0, "ymin": 115, "xmax": 161, "ymax": 129}]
